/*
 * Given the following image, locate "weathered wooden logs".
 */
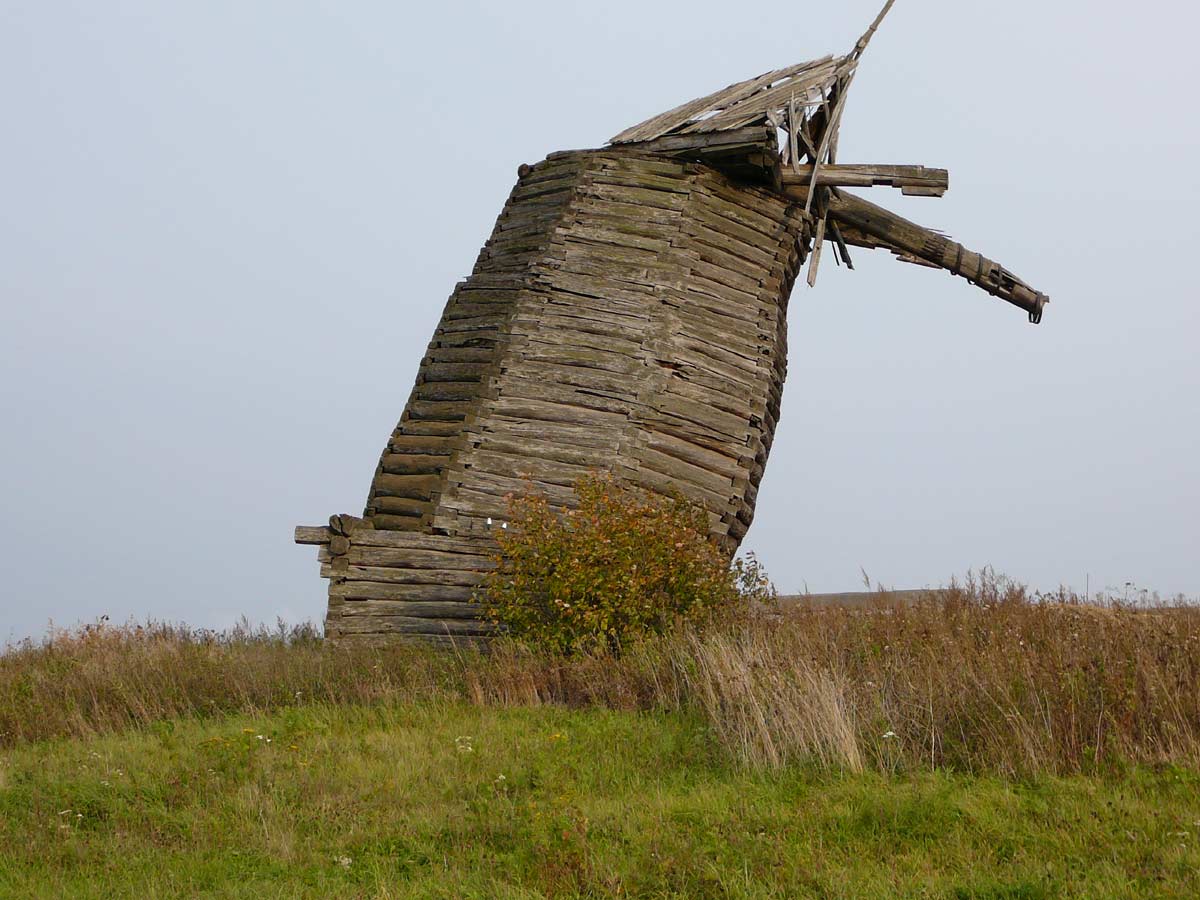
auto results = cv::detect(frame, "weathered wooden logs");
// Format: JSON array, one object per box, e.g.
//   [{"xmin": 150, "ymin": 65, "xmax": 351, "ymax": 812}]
[{"xmin": 301, "ymin": 150, "xmax": 808, "ymax": 643}]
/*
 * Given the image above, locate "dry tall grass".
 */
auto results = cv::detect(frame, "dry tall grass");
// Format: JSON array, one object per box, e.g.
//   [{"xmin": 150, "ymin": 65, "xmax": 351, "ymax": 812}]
[
  {"xmin": 0, "ymin": 619, "xmax": 462, "ymax": 745},
  {"xmin": 4, "ymin": 575, "xmax": 1198, "ymax": 776}
]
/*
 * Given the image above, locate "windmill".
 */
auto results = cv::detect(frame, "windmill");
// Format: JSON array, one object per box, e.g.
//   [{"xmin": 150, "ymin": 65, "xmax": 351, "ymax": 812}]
[{"xmin": 296, "ymin": 3, "xmax": 1049, "ymax": 643}]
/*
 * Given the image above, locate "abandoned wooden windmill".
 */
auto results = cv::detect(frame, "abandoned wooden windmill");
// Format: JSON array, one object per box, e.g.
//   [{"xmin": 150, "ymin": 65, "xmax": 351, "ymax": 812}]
[{"xmin": 296, "ymin": 2, "xmax": 1048, "ymax": 644}]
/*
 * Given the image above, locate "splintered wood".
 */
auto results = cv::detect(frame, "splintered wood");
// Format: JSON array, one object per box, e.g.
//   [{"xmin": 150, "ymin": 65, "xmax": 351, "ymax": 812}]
[{"xmin": 297, "ymin": 0, "xmax": 1049, "ymax": 644}]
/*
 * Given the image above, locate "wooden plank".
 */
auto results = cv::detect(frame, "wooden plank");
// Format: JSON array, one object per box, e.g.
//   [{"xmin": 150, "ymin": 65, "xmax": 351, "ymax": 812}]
[
  {"xmin": 585, "ymin": 182, "xmax": 689, "ymax": 212},
  {"xmin": 695, "ymin": 179, "xmax": 791, "ymax": 237},
  {"xmin": 556, "ymin": 223, "xmax": 672, "ymax": 255},
  {"xmin": 510, "ymin": 310, "xmax": 649, "ymax": 345},
  {"xmin": 490, "ymin": 396, "xmax": 627, "ymax": 428},
  {"xmin": 444, "ymin": 468, "xmax": 577, "ymax": 503},
  {"xmin": 394, "ymin": 420, "xmax": 467, "ymax": 437},
  {"xmin": 372, "ymin": 473, "xmax": 442, "ymax": 500},
  {"xmin": 569, "ymin": 199, "xmax": 682, "ymax": 229},
  {"xmin": 659, "ymin": 303, "xmax": 768, "ymax": 355},
  {"xmin": 372, "ymin": 496, "xmax": 431, "ymax": 517},
  {"xmin": 404, "ymin": 401, "xmax": 474, "ymax": 422},
  {"xmin": 682, "ymin": 267, "xmax": 763, "ymax": 312},
  {"xmin": 331, "ymin": 565, "xmax": 485, "ymax": 588},
  {"xmin": 457, "ymin": 449, "xmax": 594, "ymax": 488},
  {"xmin": 423, "ymin": 345, "xmax": 502, "ymax": 364},
  {"xmin": 380, "ymin": 453, "xmax": 449, "ymax": 475},
  {"xmin": 651, "ymin": 393, "xmax": 751, "ymax": 441},
  {"xmin": 643, "ymin": 429, "xmax": 743, "ymax": 478},
  {"xmin": 516, "ymin": 322, "xmax": 642, "ymax": 357},
  {"xmin": 635, "ymin": 445, "xmax": 734, "ymax": 497},
  {"xmin": 497, "ymin": 376, "xmax": 634, "ymax": 417},
  {"xmin": 658, "ymin": 372, "xmax": 762, "ymax": 420},
  {"xmin": 346, "ymin": 546, "xmax": 495, "ymax": 571},
  {"xmin": 331, "ymin": 581, "xmax": 477, "ymax": 602},
  {"xmin": 336, "ymin": 599, "xmax": 485, "ymax": 619},
  {"xmin": 683, "ymin": 214, "xmax": 783, "ymax": 270},
  {"xmin": 412, "ymin": 381, "xmax": 482, "ymax": 403},
  {"xmin": 511, "ymin": 341, "xmax": 642, "ymax": 375},
  {"xmin": 419, "ymin": 362, "xmax": 490, "ymax": 383},
  {"xmin": 780, "ymin": 165, "xmax": 947, "ymax": 194},
  {"xmin": 478, "ymin": 419, "xmax": 621, "ymax": 452},
  {"xmin": 679, "ymin": 229, "xmax": 778, "ymax": 283},
  {"xmin": 369, "ymin": 514, "xmax": 431, "ymax": 532},
  {"xmin": 626, "ymin": 465, "xmax": 734, "ymax": 518},
  {"xmin": 295, "ymin": 526, "xmax": 332, "ymax": 545},
  {"xmin": 495, "ymin": 359, "xmax": 641, "ymax": 397},
  {"xmin": 350, "ymin": 530, "xmax": 491, "ymax": 554},
  {"xmin": 656, "ymin": 335, "xmax": 761, "ymax": 380},
  {"xmin": 476, "ymin": 433, "xmax": 619, "ymax": 468},
  {"xmin": 434, "ymin": 488, "xmax": 512, "ymax": 520},
  {"xmin": 387, "ymin": 434, "xmax": 459, "ymax": 454},
  {"xmin": 612, "ymin": 124, "xmax": 776, "ymax": 156}
]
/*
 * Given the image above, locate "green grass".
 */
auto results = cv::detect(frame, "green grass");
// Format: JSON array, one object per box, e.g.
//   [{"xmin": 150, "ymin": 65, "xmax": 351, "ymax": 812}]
[{"xmin": 2, "ymin": 704, "xmax": 1198, "ymax": 898}]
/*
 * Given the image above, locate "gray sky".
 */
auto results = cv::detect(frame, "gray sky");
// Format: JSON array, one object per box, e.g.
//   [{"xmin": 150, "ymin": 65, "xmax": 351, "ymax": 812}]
[{"xmin": 2, "ymin": 1, "xmax": 1197, "ymax": 643}]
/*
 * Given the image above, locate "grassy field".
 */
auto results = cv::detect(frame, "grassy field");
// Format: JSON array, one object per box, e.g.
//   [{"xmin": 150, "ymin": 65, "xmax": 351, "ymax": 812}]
[
  {"xmin": 3, "ymin": 578, "xmax": 1198, "ymax": 896},
  {"xmin": 3, "ymin": 702, "xmax": 1199, "ymax": 898}
]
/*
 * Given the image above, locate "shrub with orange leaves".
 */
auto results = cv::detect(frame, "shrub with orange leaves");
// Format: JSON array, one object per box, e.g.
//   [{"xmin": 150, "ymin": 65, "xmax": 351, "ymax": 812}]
[{"xmin": 481, "ymin": 474, "xmax": 772, "ymax": 653}]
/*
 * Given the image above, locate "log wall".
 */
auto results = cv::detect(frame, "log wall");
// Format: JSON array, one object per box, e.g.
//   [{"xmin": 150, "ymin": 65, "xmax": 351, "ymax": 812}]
[{"xmin": 300, "ymin": 149, "xmax": 810, "ymax": 643}]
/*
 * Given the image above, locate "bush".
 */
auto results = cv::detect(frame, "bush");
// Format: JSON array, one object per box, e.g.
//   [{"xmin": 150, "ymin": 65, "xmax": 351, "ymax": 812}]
[{"xmin": 480, "ymin": 473, "xmax": 773, "ymax": 653}]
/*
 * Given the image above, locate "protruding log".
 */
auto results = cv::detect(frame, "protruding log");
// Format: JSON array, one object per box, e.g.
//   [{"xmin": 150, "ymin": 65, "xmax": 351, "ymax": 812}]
[
  {"xmin": 780, "ymin": 165, "xmax": 948, "ymax": 195},
  {"xmin": 784, "ymin": 184, "xmax": 1049, "ymax": 322},
  {"xmin": 294, "ymin": 526, "xmax": 332, "ymax": 545}
]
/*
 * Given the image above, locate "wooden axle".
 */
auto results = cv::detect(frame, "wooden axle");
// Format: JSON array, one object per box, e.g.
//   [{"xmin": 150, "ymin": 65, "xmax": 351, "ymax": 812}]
[
  {"xmin": 783, "ymin": 184, "xmax": 1048, "ymax": 322},
  {"xmin": 780, "ymin": 165, "xmax": 948, "ymax": 195}
]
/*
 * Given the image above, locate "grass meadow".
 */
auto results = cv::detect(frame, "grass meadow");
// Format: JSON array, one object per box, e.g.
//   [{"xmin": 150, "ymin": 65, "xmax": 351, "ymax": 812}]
[{"xmin": 2, "ymin": 574, "xmax": 1199, "ymax": 897}]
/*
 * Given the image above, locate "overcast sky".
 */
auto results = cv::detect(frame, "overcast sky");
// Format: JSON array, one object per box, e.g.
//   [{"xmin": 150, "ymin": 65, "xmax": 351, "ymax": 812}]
[{"xmin": 2, "ymin": 1, "xmax": 1197, "ymax": 643}]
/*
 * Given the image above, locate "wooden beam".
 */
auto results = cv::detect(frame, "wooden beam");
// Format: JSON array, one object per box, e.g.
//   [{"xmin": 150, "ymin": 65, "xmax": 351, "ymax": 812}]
[
  {"xmin": 780, "ymin": 165, "xmax": 948, "ymax": 194},
  {"xmin": 295, "ymin": 525, "xmax": 333, "ymax": 545},
  {"xmin": 614, "ymin": 124, "xmax": 781, "ymax": 186},
  {"xmin": 617, "ymin": 124, "xmax": 777, "ymax": 156},
  {"xmin": 782, "ymin": 184, "xmax": 1048, "ymax": 322}
]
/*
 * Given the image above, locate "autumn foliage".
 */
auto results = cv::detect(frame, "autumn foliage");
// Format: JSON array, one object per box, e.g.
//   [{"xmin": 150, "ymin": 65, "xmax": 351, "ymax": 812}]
[{"xmin": 480, "ymin": 474, "xmax": 771, "ymax": 653}]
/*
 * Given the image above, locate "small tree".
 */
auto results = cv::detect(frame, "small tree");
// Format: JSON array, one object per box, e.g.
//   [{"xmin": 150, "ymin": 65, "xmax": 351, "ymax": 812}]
[{"xmin": 481, "ymin": 473, "xmax": 773, "ymax": 653}]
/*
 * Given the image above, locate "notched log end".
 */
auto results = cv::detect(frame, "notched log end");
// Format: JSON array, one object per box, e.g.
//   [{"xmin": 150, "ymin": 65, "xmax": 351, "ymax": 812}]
[{"xmin": 295, "ymin": 525, "xmax": 333, "ymax": 545}]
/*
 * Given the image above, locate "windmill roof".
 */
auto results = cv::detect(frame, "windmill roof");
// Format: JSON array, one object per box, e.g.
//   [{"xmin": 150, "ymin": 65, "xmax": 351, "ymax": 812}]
[{"xmin": 609, "ymin": 55, "xmax": 855, "ymax": 145}]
